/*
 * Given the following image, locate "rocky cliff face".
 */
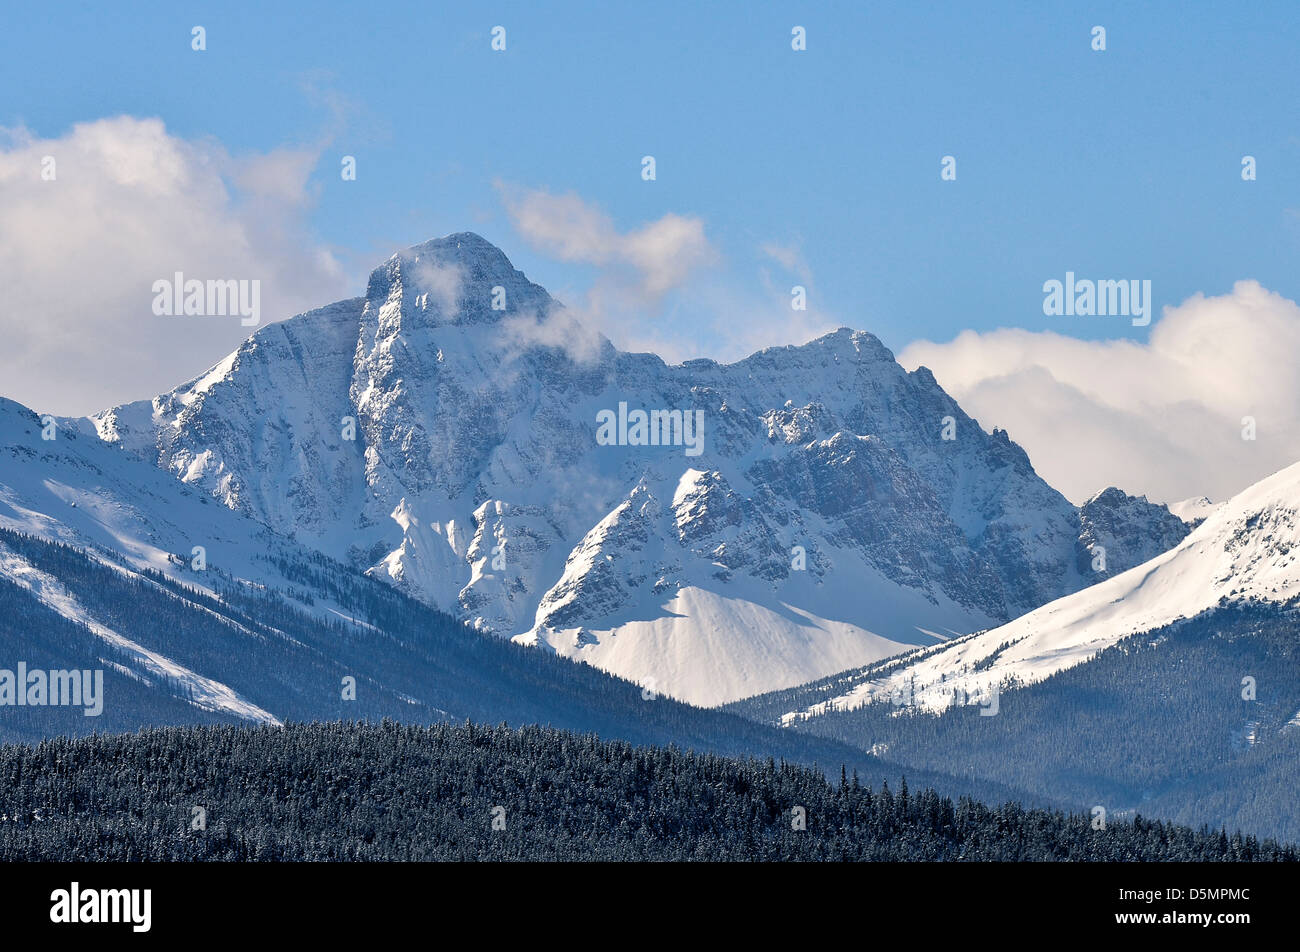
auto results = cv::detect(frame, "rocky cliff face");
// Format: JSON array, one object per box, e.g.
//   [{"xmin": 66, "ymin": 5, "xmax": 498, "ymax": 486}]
[
  {"xmin": 1077, "ymin": 487, "xmax": 1191, "ymax": 580},
  {"xmin": 78, "ymin": 233, "xmax": 1188, "ymax": 705}
]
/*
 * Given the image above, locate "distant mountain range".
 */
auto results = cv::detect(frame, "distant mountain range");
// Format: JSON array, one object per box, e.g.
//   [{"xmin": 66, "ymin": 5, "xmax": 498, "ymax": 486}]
[{"xmin": 63, "ymin": 233, "xmax": 1185, "ymax": 704}]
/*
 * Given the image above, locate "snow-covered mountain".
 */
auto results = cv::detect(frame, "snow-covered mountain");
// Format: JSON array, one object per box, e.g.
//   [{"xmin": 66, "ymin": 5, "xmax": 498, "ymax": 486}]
[
  {"xmin": 0, "ymin": 393, "xmax": 324, "ymax": 624},
  {"xmin": 0, "ymin": 393, "xmax": 418, "ymax": 724},
  {"xmin": 1076, "ymin": 486, "xmax": 1190, "ymax": 580},
  {"xmin": 1, "ymin": 393, "xmax": 920, "ymax": 778},
  {"xmin": 770, "ymin": 458, "xmax": 1300, "ymax": 721},
  {"xmin": 1168, "ymin": 495, "xmax": 1220, "ymax": 527},
  {"xmin": 75, "ymin": 233, "xmax": 1187, "ymax": 706}
]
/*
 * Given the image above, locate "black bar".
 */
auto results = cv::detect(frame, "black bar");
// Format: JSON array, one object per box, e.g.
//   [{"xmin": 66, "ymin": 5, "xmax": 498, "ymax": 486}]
[{"xmin": 0, "ymin": 861, "xmax": 1280, "ymax": 940}]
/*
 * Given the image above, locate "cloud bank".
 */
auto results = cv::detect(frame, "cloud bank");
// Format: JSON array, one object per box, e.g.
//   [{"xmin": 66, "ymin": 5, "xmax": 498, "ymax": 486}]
[
  {"xmin": 0, "ymin": 117, "xmax": 347, "ymax": 415},
  {"xmin": 899, "ymin": 281, "xmax": 1300, "ymax": 506}
]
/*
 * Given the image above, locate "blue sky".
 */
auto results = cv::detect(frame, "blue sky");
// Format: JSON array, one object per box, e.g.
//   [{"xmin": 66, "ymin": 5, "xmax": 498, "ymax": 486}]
[
  {"xmin": 4, "ymin": 2, "xmax": 1300, "ymax": 504},
  {"xmin": 7, "ymin": 0, "xmax": 1299, "ymax": 355}
]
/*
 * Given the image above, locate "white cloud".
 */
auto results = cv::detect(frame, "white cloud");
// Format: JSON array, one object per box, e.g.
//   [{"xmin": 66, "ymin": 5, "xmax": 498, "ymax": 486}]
[
  {"xmin": 760, "ymin": 240, "xmax": 812, "ymax": 284},
  {"xmin": 898, "ymin": 280, "xmax": 1300, "ymax": 505},
  {"xmin": 498, "ymin": 184, "xmax": 839, "ymax": 365},
  {"xmin": 407, "ymin": 258, "xmax": 465, "ymax": 314},
  {"xmin": 498, "ymin": 184, "xmax": 717, "ymax": 300},
  {"xmin": 0, "ymin": 116, "xmax": 347, "ymax": 415}
]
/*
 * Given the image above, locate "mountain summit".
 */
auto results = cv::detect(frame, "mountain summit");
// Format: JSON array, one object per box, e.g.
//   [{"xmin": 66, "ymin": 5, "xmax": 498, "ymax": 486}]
[
  {"xmin": 362, "ymin": 232, "xmax": 556, "ymax": 329},
  {"xmin": 78, "ymin": 234, "xmax": 1186, "ymax": 705}
]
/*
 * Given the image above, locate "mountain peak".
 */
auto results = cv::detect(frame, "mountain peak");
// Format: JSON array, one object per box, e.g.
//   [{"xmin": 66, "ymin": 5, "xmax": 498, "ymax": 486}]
[
  {"xmin": 364, "ymin": 232, "xmax": 554, "ymax": 325},
  {"xmin": 812, "ymin": 326, "xmax": 896, "ymax": 360},
  {"xmin": 405, "ymin": 231, "xmax": 506, "ymax": 263},
  {"xmin": 1083, "ymin": 486, "xmax": 1135, "ymax": 507}
]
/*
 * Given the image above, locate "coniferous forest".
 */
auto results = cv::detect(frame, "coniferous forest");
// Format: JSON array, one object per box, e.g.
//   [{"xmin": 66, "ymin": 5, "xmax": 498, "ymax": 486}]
[
  {"xmin": 731, "ymin": 604, "xmax": 1300, "ymax": 844},
  {"xmin": 0, "ymin": 720, "xmax": 1292, "ymax": 862}
]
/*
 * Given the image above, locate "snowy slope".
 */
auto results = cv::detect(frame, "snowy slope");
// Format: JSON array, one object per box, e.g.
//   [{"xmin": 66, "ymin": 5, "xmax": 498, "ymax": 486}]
[
  {"xmin": 0, "ymin": 395, "xmax": 467, "ymax": 723},
  {"xmin": 1168, "ymin": 495, "xmax": 1220, "ymax": 526},
  {"xmin": 0, "ymin": 395, "xmax": 438, "ymax": 723},
  {"xmin": 73, "ymin": 233, "xmax": 1187, "ymax": 706},
  {"xmin": 0, "ymin": 395, "xmax": 359, "ymax": 617},
  {"xmin": 776, "ymin": 459, "xmax": 1300, "ymax": 720},
  {"xmin": 0, "ymin": 538, "xmax": 278, "ymax": 724}
]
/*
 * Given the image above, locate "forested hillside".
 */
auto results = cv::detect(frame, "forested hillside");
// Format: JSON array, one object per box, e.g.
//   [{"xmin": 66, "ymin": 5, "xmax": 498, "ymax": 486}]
[
  {"xmin": 1, "ymin": 721, "xmax": 1290, "ymax": 861},
  {"xmin": 0, "ymin": 526, "xmax": 846, "ymax": 754},
  {"xmin": 732, "ymin": 603, "xmax": 1300, "ymax": 843}
]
